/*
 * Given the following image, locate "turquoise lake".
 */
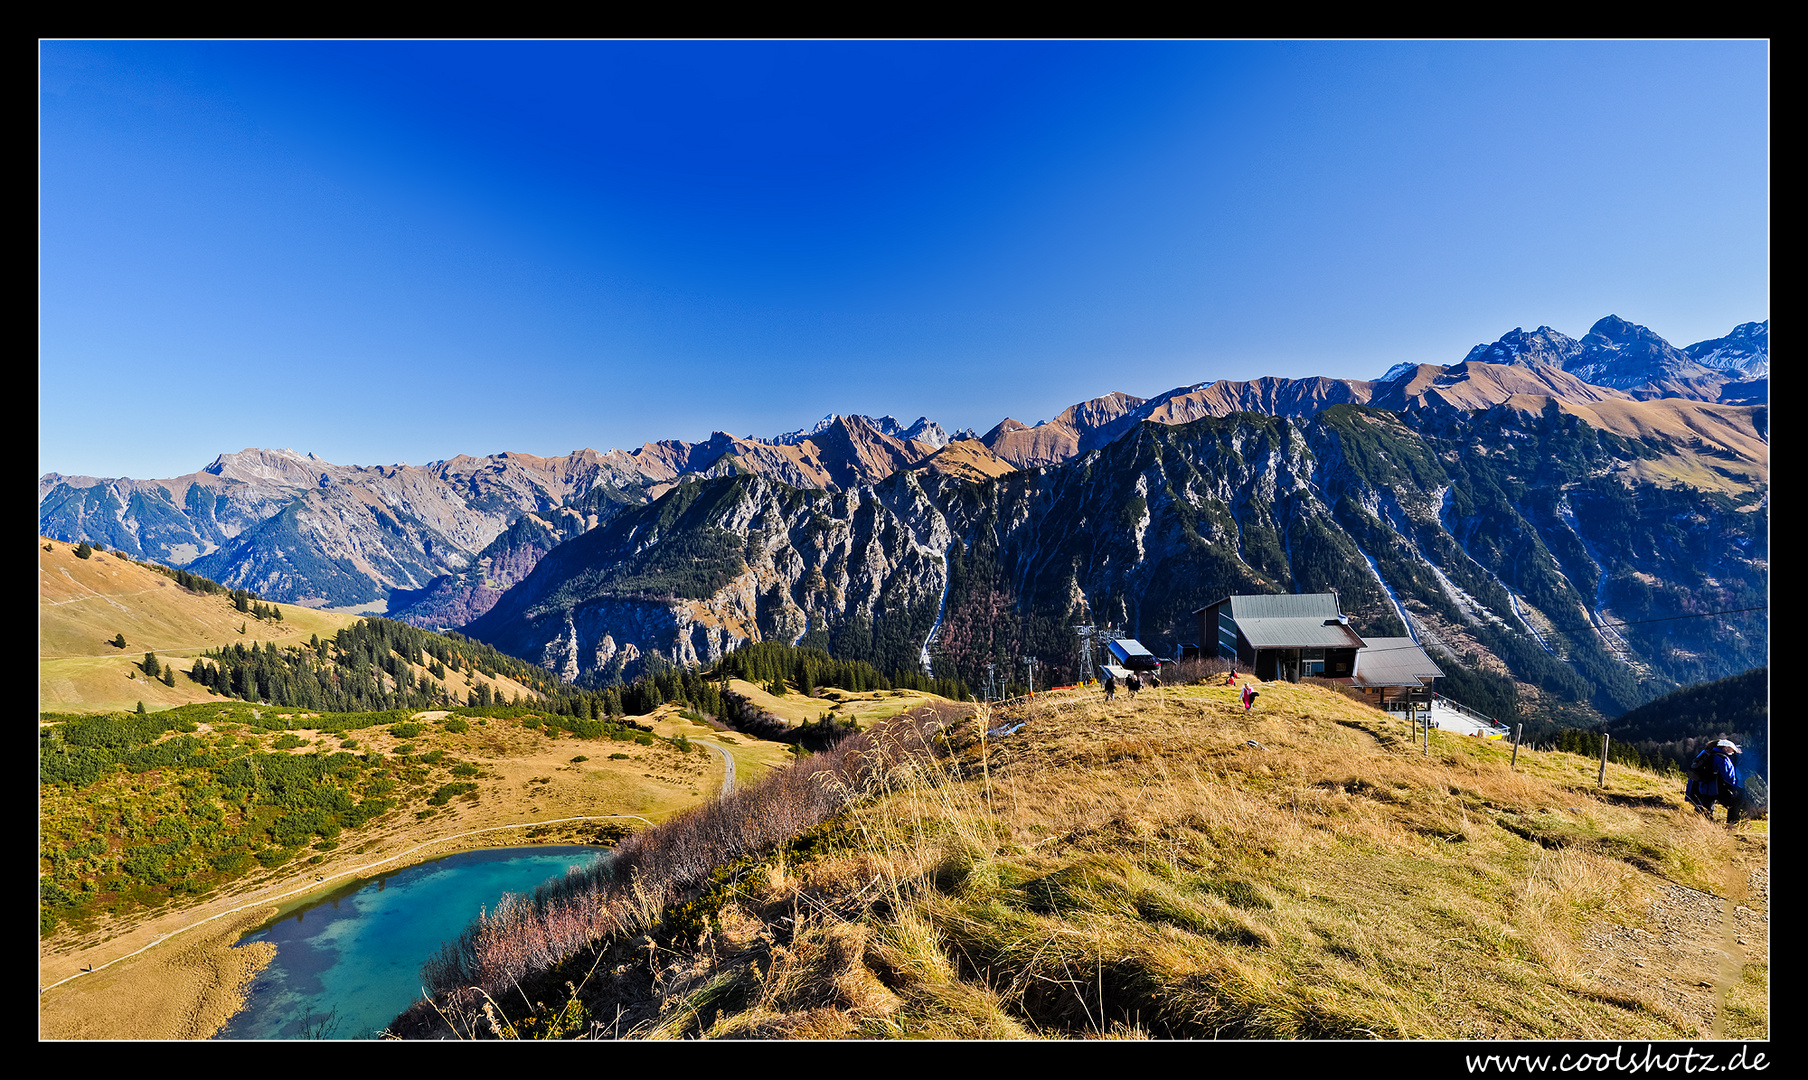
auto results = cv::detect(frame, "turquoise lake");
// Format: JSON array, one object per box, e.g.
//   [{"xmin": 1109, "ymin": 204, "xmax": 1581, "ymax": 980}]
[{"xmin": 215, "ymin": 846, "xmax": 603, "ymax": 1040}]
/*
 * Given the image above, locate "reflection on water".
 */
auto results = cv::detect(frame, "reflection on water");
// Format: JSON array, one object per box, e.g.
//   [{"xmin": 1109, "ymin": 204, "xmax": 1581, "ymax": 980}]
[{"xmin": 216, "ymin": 846, "xmax": 602, "ymax": 1040}]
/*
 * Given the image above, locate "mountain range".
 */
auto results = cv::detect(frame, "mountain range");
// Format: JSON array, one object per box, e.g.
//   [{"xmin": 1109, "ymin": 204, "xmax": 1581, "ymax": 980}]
[{"xmin": 40, "ymin": 315, "xmax": 1768, "ymax": 722}]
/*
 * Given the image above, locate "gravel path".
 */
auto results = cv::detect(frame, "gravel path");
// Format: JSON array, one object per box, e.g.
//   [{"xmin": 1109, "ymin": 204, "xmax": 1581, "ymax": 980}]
[{"xmin": 1580, "ymin": 857, "xmax": 1768, "ymax": 1037}]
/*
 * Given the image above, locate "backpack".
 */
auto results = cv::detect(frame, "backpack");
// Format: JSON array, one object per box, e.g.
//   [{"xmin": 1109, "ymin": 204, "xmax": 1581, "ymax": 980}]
[{"xmin": 1688, "ymin": 748, "xmax": 1716, "ymax": 784}]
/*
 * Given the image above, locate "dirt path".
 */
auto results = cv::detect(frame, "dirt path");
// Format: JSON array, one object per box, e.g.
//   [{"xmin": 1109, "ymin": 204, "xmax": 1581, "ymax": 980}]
[
  {"xmin": 1579, "ymin": 839, "xmax": 1768, "ymax": 1039},
  {"xmin": 39, "ymin": 907, "xmax": 279, "ymax": 1041},
  {"xmin": 694, "ymin": 740, "xmax": 737, "ymax": 795}
]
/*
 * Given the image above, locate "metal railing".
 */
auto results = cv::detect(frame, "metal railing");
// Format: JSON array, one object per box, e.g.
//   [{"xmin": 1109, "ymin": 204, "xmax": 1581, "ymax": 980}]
[{"xmin": 1432, "ymin": 692, "xmax": 1511, "ymax": 735}]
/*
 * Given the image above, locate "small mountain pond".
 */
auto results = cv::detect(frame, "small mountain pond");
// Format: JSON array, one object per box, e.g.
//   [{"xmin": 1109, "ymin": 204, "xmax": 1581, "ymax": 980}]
[{"xmin": 215, "ymin": 846, "xmax": 604, "ymax": 1040}]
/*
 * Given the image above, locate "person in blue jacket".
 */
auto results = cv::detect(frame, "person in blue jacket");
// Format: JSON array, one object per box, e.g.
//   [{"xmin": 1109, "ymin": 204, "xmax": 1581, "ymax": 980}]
[{"xmin": 1685, "ymin": 740, "xmax": 1746, "ymax": 824}]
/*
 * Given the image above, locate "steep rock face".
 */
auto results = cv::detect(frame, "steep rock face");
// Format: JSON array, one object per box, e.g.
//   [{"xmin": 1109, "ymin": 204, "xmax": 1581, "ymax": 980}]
[
  {"xmin": 463, "ymin": 406, "xmax": 1766, "ymax": 723},
  {"xmin": 465, "ymin": 473, "xmax": 958, "ymax": 685},
  {"xmin": 978, "ymin": 392, "xmax": 1148, "ymax": 470},
  {"xmin": 1109, "ymin": 376, "xmax": 1375, "ymax": 440},
  {"xmin": 384, "ymin": 502, "xmax": 617, "ymax": 629},
  {"xmin": 769, "ymin": 413, "xmax": 949, "ymax": 449}
]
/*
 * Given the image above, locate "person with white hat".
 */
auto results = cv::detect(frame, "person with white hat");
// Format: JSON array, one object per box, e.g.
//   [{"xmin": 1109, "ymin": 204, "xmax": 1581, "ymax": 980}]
[{"xmin": 1685, "ymin": 739, "xmax": 1747, "ymax": 824}]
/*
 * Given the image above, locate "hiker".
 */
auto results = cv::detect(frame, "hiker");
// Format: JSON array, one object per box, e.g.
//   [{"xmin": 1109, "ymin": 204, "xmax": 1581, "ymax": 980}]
[
  {"xmin": 1685, "ymin": 739, "xmax": 1747, "ymax": 824},
  {"xmin": 1127, "ymin": 672, "xmax": 1142, "ymax": 700},
  {"xmin": 1103, "ymin": 671, "xmax": 1116, "ymax": 701},
  {"xmin": 1241, "ymin": 682, "xmax": 1259, "ymax": 712}
]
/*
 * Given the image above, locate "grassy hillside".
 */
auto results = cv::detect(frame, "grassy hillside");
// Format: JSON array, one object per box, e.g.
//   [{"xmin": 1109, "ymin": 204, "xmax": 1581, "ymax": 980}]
[
  {"xmin": 39, "ymin": 537, "xmax": 554, "ymax": 716},
  {"xmin": 39, "ymin": 538, "xmax": 361, "ymax": 714},
  {"xmin": 397, "ymin": 678, "xmax": 1766, "ymax": 1041}
]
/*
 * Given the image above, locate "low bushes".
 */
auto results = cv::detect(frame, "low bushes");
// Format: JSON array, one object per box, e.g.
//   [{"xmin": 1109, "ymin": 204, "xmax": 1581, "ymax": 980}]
[{"xmin": 418, "ymin": 702, "xmax": 969, "ymax": 1001}]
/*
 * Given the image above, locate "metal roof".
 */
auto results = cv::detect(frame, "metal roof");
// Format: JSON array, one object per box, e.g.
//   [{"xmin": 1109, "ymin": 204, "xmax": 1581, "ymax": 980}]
[
  {"xmin": 1193, "ymin": 593, "xmax": 1367, "ymax": 649},
  {"xmin": 1351, "ymin": 637, "xmax": 1445, "ymax": 686},
  {"xmin": 1217, "ymin": 593, "xmax": 1343, "ymax": 620},
  {"xmin": 1234, "ymin": 616, "xmax": 1367, "ymax": 650},
  {"xmin": 1105, "ymin": 638, "xmax": 1156, "ymax": 661}
]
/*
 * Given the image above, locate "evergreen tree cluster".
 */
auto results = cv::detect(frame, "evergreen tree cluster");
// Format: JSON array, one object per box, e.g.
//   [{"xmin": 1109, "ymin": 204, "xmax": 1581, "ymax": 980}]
[
  {"xmin": 221, "ymin": 588, "xmax": 285, "ymax": 622},
  {"xmin": 170, "ymin": 567, "xmax": 229, "ymax": 595},
  {"xmin": 1543, "ymin": 727, "xmax": 1675, "ymax": 774},
  {"xmin": 1606, "ymin": 667, "xmax": 1769, "ymax": 778},
  {"xmin": 182, "ymin": 618, "xmax": 564, "ymax": 713},
  {"xmin": 1543, "ymin": 670, "xmax": 1769, "ymax": 780},
  {"xmin": 714, "ymin": 640, "xmax": 890, "ymax": 696},
  {"xmin": 708, "ymin": 639, "xmax": 969, "ymax": 704}
]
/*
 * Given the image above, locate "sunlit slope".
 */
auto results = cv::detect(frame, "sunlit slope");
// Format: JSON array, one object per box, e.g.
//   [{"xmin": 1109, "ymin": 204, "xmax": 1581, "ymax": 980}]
[
  {"xmin": 398, "ymin": 679, "xmax": 1766, "ymax": 1041},
  {"xmin": 39, "ymin": 538, "xmax": 362, "ymax": 713}
]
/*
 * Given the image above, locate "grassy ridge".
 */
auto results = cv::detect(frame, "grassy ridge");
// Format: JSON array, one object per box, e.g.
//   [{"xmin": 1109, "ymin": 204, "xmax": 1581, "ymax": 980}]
[{"xmin": 394, "ymin": 678, "xmax": 1763, "ymax": 1040}]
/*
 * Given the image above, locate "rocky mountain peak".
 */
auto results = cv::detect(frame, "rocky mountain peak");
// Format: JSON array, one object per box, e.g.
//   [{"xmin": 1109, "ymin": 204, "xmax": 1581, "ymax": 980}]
[
  {"xmin": 1685, "ymin": 320, "xmax": 1769, "ymax": 378},
  {"xmin": 981, "ymin": 418, "xmax": 1030, "ymax": 444},
  {"xmin": 1460, "ymin": 325, "xmax": 1584, "ymax": 368},
  {"xmin": 1566, "ymin": 315, "xmax": 1699, "ymax": 391},
  {"xmin": 202, "ymin": 447, "xmax": 342, "ymax": 486},
  {"xmin": 1583, "ymin": 314, "xmax": 1678, "ymax": 353},
  {"xmin": 767, "ymin": 412, "xmax": 948, "ymax": 449}
]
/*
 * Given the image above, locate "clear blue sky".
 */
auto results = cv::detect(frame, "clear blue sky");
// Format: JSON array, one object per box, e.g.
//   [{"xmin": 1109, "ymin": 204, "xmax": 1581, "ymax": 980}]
[{"xmin": 40, "ymin": 41, "xmax": 1769, "ymax": 480}]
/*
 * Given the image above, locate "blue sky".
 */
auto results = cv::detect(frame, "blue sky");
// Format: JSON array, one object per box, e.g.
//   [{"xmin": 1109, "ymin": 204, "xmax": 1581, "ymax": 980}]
[{"xmin": 40, "ymin": 41, "xmax": 1769, "ymax": 480}]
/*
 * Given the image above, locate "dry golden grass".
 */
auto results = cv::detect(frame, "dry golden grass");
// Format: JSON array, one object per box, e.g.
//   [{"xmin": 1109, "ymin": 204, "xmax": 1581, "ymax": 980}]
[
  {"xmin": 38, "ymin": 536, "xmax": 549, "ymax": 714},
  {"xmin": 645, "ymin": 704, "xmax": 795, "ymax": 787},
  {"xmin": 39, "ymin": 538, "xmax": 364, "ymax": 714},
  {"xmin": 505, "ymin": 678, "xmax": 1763, "ymax": 1041},
  {"xmin": 726, "ymin": 678, "xmax": 937, "ymax": 732}
]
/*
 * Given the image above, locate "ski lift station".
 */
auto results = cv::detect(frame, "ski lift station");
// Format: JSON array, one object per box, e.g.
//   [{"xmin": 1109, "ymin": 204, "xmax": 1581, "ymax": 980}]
[{"xmin": 1103, "ymin": 637, "xmax": 1161, "ymax": 672}]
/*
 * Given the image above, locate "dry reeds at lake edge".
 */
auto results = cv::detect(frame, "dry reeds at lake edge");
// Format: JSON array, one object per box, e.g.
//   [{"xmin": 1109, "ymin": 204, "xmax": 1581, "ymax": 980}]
[{"xmin": 414, "ymin": 703, "xmax": 969, "ymax": 1006}]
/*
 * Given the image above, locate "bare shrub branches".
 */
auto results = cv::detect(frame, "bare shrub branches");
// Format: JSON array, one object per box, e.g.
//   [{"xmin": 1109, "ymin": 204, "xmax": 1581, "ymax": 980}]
[{"xmin": 421, "ymin": 702, "xmax": 969, "ymax": 999}]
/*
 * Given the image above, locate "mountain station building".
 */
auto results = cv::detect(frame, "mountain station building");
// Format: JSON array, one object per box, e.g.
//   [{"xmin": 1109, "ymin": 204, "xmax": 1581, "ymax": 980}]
[
  {"xmin": 1347, "ymin": 636, "xmax": 1445, "ymax": 712},
  {"xmin": 1193, "ymin": 593, "xmax": 1442, "ymax": 701}
]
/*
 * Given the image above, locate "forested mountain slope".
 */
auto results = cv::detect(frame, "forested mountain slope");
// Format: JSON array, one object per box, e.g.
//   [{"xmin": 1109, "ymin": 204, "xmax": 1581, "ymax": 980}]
[{"xmin": 463, "ymin": 400, "xmax": 1766, "ymax": 726}]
